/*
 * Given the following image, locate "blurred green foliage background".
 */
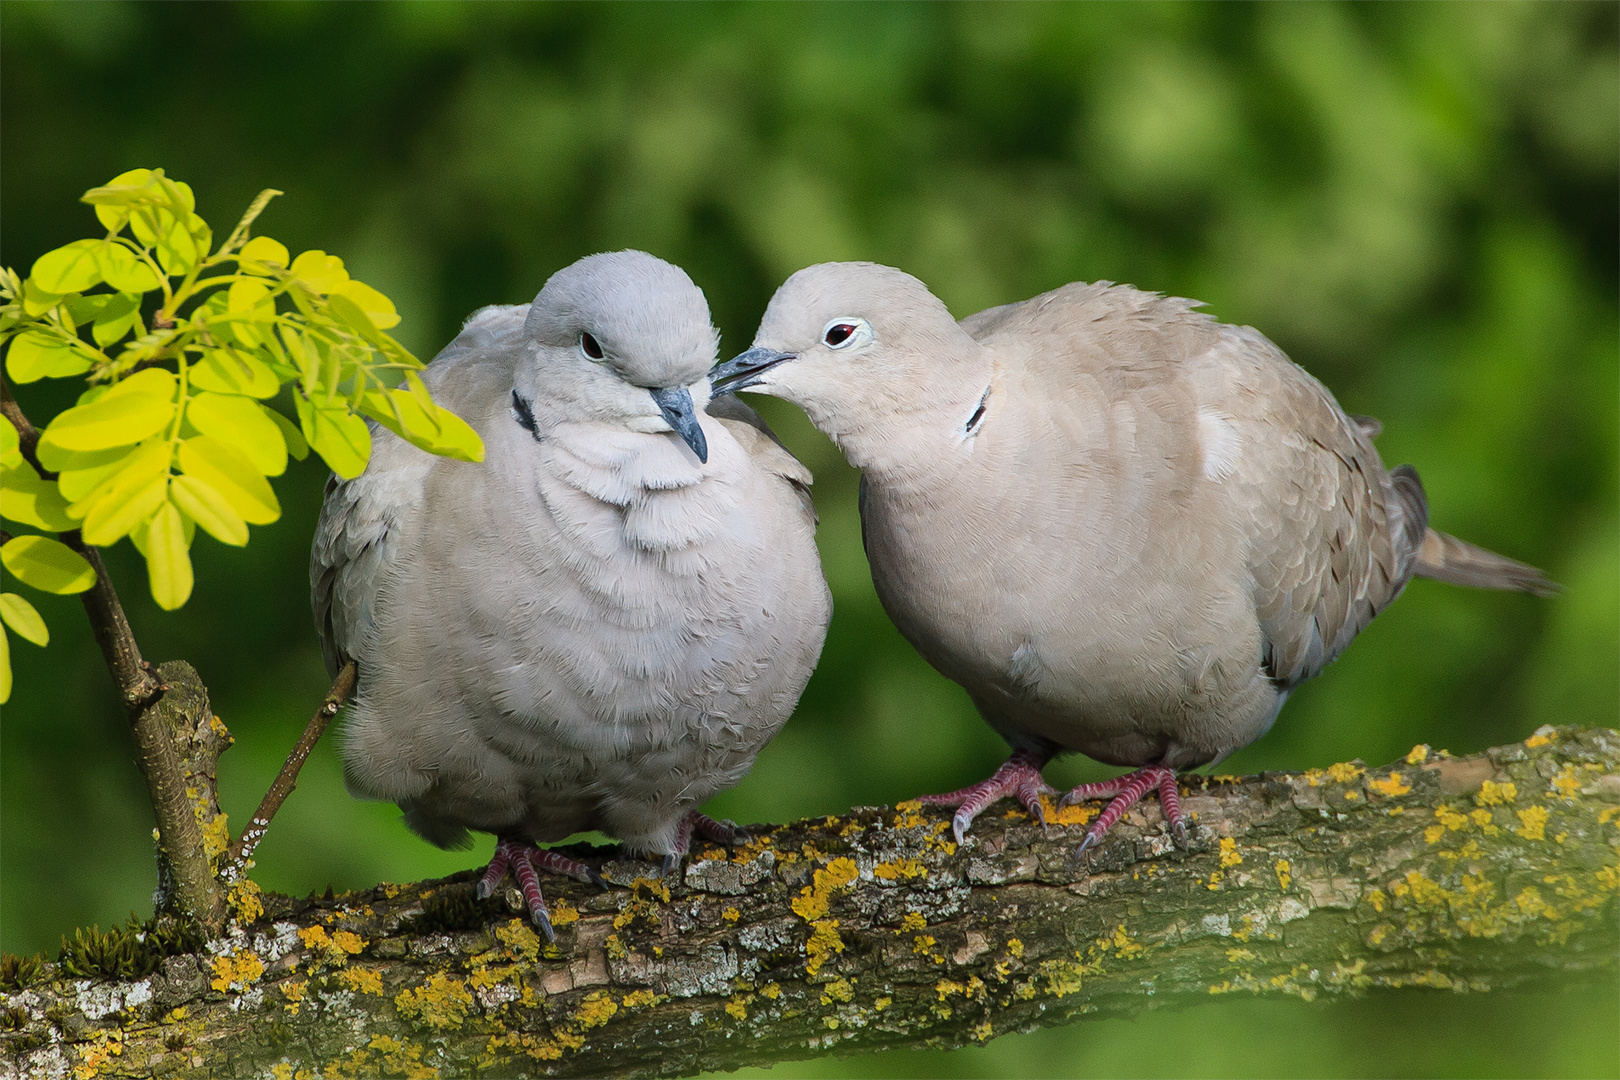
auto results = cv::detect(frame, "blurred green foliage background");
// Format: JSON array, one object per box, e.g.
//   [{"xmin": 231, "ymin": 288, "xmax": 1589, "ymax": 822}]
[{"xmin": 2, "ymin": 3, "xmax": 1615, "ymax": 1076}]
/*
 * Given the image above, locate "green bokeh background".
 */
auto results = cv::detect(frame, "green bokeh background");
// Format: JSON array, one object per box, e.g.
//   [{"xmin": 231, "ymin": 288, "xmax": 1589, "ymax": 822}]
[{"xmin": 2, "ymin": 3, "xmax": 1616, "ymax": 1076}]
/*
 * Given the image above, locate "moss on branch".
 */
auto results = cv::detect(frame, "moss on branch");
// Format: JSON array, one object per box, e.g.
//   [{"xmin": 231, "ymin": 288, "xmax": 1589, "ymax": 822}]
[{"xmin": 2, "ymin": 726, "xmax": 1616, "ymax": 1079}]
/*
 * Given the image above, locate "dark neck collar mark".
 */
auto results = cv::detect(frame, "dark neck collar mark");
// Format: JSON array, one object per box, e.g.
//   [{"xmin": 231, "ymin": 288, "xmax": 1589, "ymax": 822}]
[
  {"xmin": 965, "ymin": 386, "xmax": 989, "ymax": 436},
  {"xmin": 511, "ymin": 389, "xmax": 540, "ymax": 440}
]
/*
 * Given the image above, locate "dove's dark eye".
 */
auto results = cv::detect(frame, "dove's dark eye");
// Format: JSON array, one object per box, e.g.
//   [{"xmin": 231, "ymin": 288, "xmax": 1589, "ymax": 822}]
[
  {"xmin": 824, "ymin": 324, "xmax": 855, "ymax": 347},
  {"xmin": 581, "ymin": 332, "xmax": 604, "ymax": 360}
]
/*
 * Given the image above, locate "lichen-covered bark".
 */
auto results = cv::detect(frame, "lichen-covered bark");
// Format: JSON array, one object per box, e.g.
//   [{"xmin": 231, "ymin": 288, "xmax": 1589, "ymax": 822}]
[{"xmin": 3, "ymin": 726, "xmax": 1616, "ymax": 1080}]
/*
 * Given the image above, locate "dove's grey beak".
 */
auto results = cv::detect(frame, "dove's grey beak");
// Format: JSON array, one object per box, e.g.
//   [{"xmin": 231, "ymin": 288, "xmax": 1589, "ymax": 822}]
[
  {"xmin": 710, "ymin": 346, "xmax": 796, "ymax": 395},
  {"xmin": 649, "ymin": 386, "xmax": 708, "ymax": 463}
]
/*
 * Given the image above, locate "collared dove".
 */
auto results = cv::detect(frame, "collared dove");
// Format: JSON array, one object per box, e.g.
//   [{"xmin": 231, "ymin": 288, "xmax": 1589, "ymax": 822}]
[
  {"xmin": 713, "ymin": 262, "xmax": 1554, "ymax": 855},
  {"xmin": 312, "ymin": 251, "xmax": 830, "ymax": 936}
]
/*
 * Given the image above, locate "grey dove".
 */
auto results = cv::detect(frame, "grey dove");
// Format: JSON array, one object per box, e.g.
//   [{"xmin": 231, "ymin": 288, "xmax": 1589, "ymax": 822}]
[
  {"xmin": 712, "ymin": 262, "xmax": 1554, "ymax": 854},
  {"xmin": 312, "ymin": 251, "xmax": 830, "ymax": 935}
]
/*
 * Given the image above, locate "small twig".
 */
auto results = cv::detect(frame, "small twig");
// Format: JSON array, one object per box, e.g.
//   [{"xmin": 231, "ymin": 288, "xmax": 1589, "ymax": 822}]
[
  {"xmin": 226, "ymin": 661, "xmax": 358, "ymax": 875},
  {"xmin": 0, "ymin": 380, "xmax": 57, "ymax": 480}
]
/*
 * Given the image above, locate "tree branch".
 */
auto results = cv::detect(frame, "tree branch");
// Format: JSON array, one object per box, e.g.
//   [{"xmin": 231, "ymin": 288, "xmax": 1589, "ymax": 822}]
[
  {"xmin": 2, "ymin": 726, "xmax": 1615, "ymax": 1079},
  {"xmin": 1, "ymin": 385, "xmax": 226, "ymax": 933},
  {"xmin": 225, "ymin": 660, "xmax": 358, "ymax": 875}
]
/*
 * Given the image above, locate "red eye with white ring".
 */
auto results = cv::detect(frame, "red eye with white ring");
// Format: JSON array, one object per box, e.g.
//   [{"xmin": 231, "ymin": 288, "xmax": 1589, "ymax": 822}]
[{"xmin": 822, "ymin": 317, "xmax": 868, "ymax": 350}]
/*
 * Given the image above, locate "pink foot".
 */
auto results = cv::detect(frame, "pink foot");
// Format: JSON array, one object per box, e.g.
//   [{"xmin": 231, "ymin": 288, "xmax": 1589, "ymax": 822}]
[
  {"xmin": 476, "ymin": 837, "xmax": 602, "ymax": 941},
  {"xmin": 663, "ymin": 811, "xmax": 751, "ymax": 873},
  {"xmin": 917, "ymin": 749, "xmax": 1055, "ymax": 844},
  {"xmin": 1059, "ymin": 765, "xmax": 1189, "ymax": 856}
]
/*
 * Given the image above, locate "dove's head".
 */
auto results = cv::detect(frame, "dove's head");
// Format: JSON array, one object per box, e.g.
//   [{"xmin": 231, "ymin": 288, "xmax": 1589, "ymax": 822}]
[
  {"xmin": 709, "ymin": 262, "xmax": 984, "ymax": 465},
  {"xmin": 516, "ymin": 250, "xmax": 718, "ymax": 462}
]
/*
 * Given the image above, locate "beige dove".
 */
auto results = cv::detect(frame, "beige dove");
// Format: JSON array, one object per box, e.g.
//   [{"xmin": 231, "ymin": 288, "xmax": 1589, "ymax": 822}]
[
  {"xmin": 712, "ymin": 262, "xmax": 1553, "ymax": 854},
  {"xmin": 312, "ymin": 251, "xmax": 830, "ymax": 935}
]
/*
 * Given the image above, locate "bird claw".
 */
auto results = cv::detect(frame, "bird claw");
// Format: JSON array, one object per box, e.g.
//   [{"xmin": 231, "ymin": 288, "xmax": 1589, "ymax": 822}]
[
  {"xmin": 475, "ymin": 879, "xmax": 493, "ymax": 901},
  {"xmin": 661, "ymin": 852, "xmax": 682, "ymax": 876},
  {"xmin": 586, "ymin": 867, "xmax": 609, "ymax": 890},
  {"xmin": 1073, "ymin": 832, "xmax": 1100, "ymax": 860},
  {"xmin": 531, "ymin": 906, "xmax": 556, "ymax": 943}
]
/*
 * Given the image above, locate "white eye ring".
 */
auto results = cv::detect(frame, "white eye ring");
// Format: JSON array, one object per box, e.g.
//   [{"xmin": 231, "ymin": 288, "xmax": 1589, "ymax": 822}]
[
  {"xmin": 580, "ymin": 331, "xmax": 606, "ymax": 362},
  {"xmin": 821, "ymin": 317, "xmax": 871, "ymax": 350}
]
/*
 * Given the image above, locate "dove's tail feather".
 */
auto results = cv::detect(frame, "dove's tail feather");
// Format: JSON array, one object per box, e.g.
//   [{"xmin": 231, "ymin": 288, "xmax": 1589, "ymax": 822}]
[{"xmin": 1414, "ymin": 528, "xmax": 1560, "ymax": 597}]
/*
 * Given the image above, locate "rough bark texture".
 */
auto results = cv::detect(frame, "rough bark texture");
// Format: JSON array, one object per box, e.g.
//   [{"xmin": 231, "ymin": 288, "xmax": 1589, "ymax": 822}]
[{"xmin": 2, "ymin": 726, "xmax": 1616, "ymax": 1080}]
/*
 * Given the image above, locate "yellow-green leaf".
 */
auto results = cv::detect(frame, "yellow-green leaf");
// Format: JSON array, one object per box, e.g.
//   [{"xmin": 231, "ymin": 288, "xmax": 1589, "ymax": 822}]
[
  {"xmin": 6, "ymin": 330, "xmax": 92, "ymax": 384},
  {"xmin": 30, "ymin": 240, "xmax": 104, "ymax": 294},
  {"xmin": 333, "ymin": 279, "xmax": 400, "ymax": 330},
  {"xmin": 225, "ymin": 279, "xmax": 276, "ymax": 347},
  {"xmin": 1, "ymin": 625, "xmax": 11, "ymax": 703},
  {"xmin": 67, "ymin": 441, "xmax": 169, "ymax": 525},
  {"xmin": 265, "ymin": 407, "xmax": 309, "ymax": 461},
  {"xmin": 428, "ymin": 407, "xmax": 485, "ymax": 463},
  {"xmin": 289, "ymin": 250, "xmax": 349, "ymax": 294},
  {"xmin": 105, "ymin": 367, "xmax": 177, "ymax": 403},
  {"xmin": 1, "ymin": 466, "xmax": 76, "ymax": 531},
  {"xmin": 238, "ymin": 236, "xmax": 289, "ymax": 274},
  {"xmin": 0, "ymin": 535, "xmax": 97, "ymax": 594},
  {"xmin": 143, "ymin": 501, "xmax": 193, "ymax": 610},
  {"xmin": 295, "ymin": 395, "xmax": 371, "ymax": 480},
  {"xmin": 184, "ymin": 392, "xmax": 287, "ymax": 476},
  {"xmin": 40, "ymin": 391, "xmax": 174, "ymax": 453},
  {"xmin": 96, "ymin": 243, "xmax": 162, "ymax": 294},
  {"xmin": 0, "ymin": 592, "xmax": 48, "ymax": 646},
  {"xmin": 362, "ymin": 388, "xmax": 439, "ymax": 446},
  {"xmin": 177, "ymin": 436, "xmax": 280, "ymax": 524},
  {"xmin": 87, "ymin": 168, "xmax": 157, "ymax": 231},
  {"xmin": 154, "ymin": 217, "xmax": 201, "ymax": 277},
  {"xmin": 21, "ymin": 278, "xmax": 64, "ymax": 317},
  {"xmin": 48, "ymin": 445, "xmax": 137, "ymax": 493},
  {"xmin": 0, "ymin": 417, "xmax": 20, "ymax": 470},
  {"xmin": 80, "ymin": 471, "xmax": 169, "ymax": 546},
  {"xmin": 189, "ymin": 347, "xmax": 281, "ymax": 399},
  {"xmin": 169, "ymin": 474, "xmax": 248, "ymax": 546},
  {"xmin": 89, "ymin": 291, "xmax": 143, "ymax": 348},
  {"xmin": 327, "ymin": 292, "xmax": 384, "ymax": 346}
]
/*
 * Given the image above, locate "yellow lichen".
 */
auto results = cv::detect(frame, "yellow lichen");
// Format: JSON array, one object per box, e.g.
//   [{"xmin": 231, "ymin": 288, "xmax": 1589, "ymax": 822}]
[
  {"xmin": 824, "ymin": 1016, "xmax": 842, "ymax": 1030},
  {"xmin": 1406, "ymin": 744, "xmax": 1430, "ymax": 765},
  {"xmin": 912, "ymin": 934, "xmax": 938, "ymax": 955},
  {"xmin": 872, "ymin": 858, "xmax": 928, "ymax": 882},
  {"xmin": 1476, "ymin": 780, "xmax": 1517, "ymax": 806},
  {"xmin": 575, "ymin": 990, "xmax": 619, "ymax": 1029},
  {"xmin": 1274, "ymin": 860, "xmax": 1292, "ymax": 890},
  {"xmin": 899, "ymin": 911, "xmax": 928, "ymax": 932},
  {"xmin": 339, "ymin": 967, "xmax": 385, "ymax": 995},
  {"xmin": 1366, "ymin": 888, "xmax": 1388, "ymax": 913},
  {"xmin": 806, "ymin": 919, "xmax": 845, "ymax": 975},
  {"xmin": 821, "ymin": 978, "xmax": 854, "ymax": 1004},
  {"xmin": 228, "ymin": 878, "xmax": 264, "ymax": 924},
  {"xmin": 1218, "ymin": 837, "xmax": 1243, "ymax": 868},
  {"xmin": 496, "ymin": 919, "xmax": 543, "ymax": 962},
  {"xmin": 394, "ymin": 973, "xmax": 474, "ymax": 1031},
  {"xmin": 549, "ymin": 899, "xmax": 580, "ymax": 927},
  {"xmin": 622, "ymin": 989, "xmax": 663, "ymax": 1009},
  {"xmin": 972, "ymin": 1019, "xmax": 994, "ymax": 1041},
  {"xmin": 201, "ymin": 811, "xmax": 231, "ymax": 861},
  {"xmin": 891, "ymin": 800, "xmax": 928, "ymax": 829},
  {"xmin": 1367, "ymin": 924, "xmax": 1390, "ymax": 946},
  {"xmin": 1599, "ymin": 806, "xmax": 1620, "ymax": 826},
  {"xmin": 1093, "ymin": 924, "xmax": 1145, "ymax": 960},
  {"xmin": 1524, "ymin": 730, "xmax": 1553, "ymax": 748},
  {"xmin": 281, "ymin": 979, "xmax": 307, "ymax": 1015},
  {"xmin": 332, "ymin": 930, "xmax": 365, "ymax": 954},
  {"xmin": 1515, "ymin": 805, "xmax": 1550, "ymax": 841},
  {"xmin": 874, "ymin": 995, "xmax": 891, "ymax": 1010},
  {"xmin": 1368, "ymin": 772, "xmax": 1411, "ymax": 798},
  {"xmin": 722, "ymin": 906, "xmax": 741, "ymax": 923},
  {"xmin": 1006, "ymin": 937, "xmax": 1024, "ymax": 958},
  {"xmin": 71, "ymin": 1029, "xmax": 122, "ymax": 1080},
  {"xmin": 380, "ymin": 882, "xmax": 400, "ymax": 899},
  {"xmin": 791, "ymin": 857, "xmax": 860, "ymax": 921},
  {"xmin": 1226, "ymin": 947, "xmax": 1257, "ymax": 962},
  {"xmin": 1548, "ymin": 765, "xmax": 1582, "ymax": 801},
  {"xmin": 760, "ymin": 981, "xmax": 782, "ymax": 1000},
  {"xmin": 209, "ymin": 950, "xmax": 265, "ymax": 993},
  {"xmin": 1039, "ymin": 795, "xmax": 1099, "ymax": 827},
  {"xmin": 725, "ymin": 996, "xmax": 749, "ymax": 1020},
  {"xmin": 1325, "ymin": 761, "xmax": 1364, "ymax": 783}
]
